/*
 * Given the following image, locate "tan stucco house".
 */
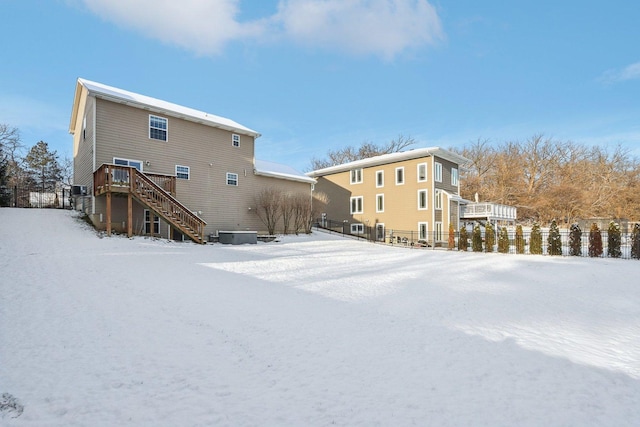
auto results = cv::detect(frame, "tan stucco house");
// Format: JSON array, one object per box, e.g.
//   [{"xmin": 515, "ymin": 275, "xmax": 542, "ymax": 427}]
[
  {"xmin": 69, "ymin": 78, "xmax": 315, "ymax": 243},
  {"xmin": 307, "ymin": 148, "xmax": 470, "ymax": 245}
]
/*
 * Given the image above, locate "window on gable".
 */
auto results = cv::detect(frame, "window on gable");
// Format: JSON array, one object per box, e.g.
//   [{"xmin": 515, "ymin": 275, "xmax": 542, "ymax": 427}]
[
  {"xmin": 350, "ymin": 196, "xmax": 363, "ymax": 214},
  {"xmin": 350, "ymin": 168, "xmax": 363, "ymax": 184},
  {"xmin": 376, "ymin": 170, "xmax": 384, "ymax": 188},
  {"xmin": 417, "ymin": 163, "xmax": 427, "ymax": 182},
  {"xmin": 451, "ymin": 167, "xmax": 459, "ymax": 186},
  {"xmin": 232, "ymin": 134, "xmax": 240, "ymax": 147},
  {"xmin": 226, "ymin": 172, "xmax": 238, "ymax": 186},
  {"xmin": 176, "ymin": 165, "xmax": 190, "ymax": 180},
  {"xmin": 376, "ymin": 194, "xmax": 384, "ymax": 213},
  {"xmin": 434, "ymin": 162, "xmax": 443, "ymax": 182},
  {"xmin": 418, "ymin": 189, "xmax": 428, "ymax": 210},
  {"xmin": 396, "ymin": 167, "xmax": 404, "ymax": 185},
  {"xmin": 149, "ymin": 115, "xmax": 167, "ymax": 141}
]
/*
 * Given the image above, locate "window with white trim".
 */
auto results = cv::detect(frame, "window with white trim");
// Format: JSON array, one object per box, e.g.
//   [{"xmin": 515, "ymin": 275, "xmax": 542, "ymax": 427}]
[
  {"xmin": 434, "ymin": 162, "xmax": 442, "ymax": 182},
  {"xmin": 351, "ymin": 223, "xmax": 364, "ymax": 234},
  {"xmin": 176, "ymin": 165, "xmax": 190, "ymax": 180},
  {"xmin": 113, "ymin": 157, "xmax": 142, "ymax": 182},
  {"xmin": 417, "ymin": 163, "xmax": 427, "ymax": 182},
  {"xmin": 376, "ymin": 194, "xmax": 384, "ymax": 213},
  {"xmin": 435, "ymin": 222, "xmax": 443, "ymax": 241},
  {"xmin": 149, "ymin": 115, "xmax": 167, "ymax": 141},
  {"xmin": 226, "ymin": 172, "xmax": 238, "ymax": 186},
  {"xmin": 418, "ymin": 189, "xmax": 428, "ymax": 210},
  {"xmin": 395, "ymin": 167, "xmax": 404, "ymax": 185},
  {"xmin": 350, "ymin": 168, "xmax": 363, "ymax": 184},
  {"xmin": 144, "ymin": 209, "xmax": 160, "ymax": 235},
  {"xmin": 376, "ymin": 223, "xmax": 385, "ymax": 241},
  {"xmin": 232, "ymin": 134, "xmax": 240, "ymax": 147},
  {"xmin": 350, "ymin": 196, "xmax": 363, "ymax": 214},
  {"xmin": 419, "ymin": 222, "xmax": 428, "ymax": 240},
  {"xmin": 434, "ymin": 189, "xmax": 442, "ymax": 210},
  {"xmin": 451, "ymin": 167, "xmax": 459, "ymax": 186},
  {"xmin": 376, "ymin": 170, "xmax": 384, "ymax": 188}
]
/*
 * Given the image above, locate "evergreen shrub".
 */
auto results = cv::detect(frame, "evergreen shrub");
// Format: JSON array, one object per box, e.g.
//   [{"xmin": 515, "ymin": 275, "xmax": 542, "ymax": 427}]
[
  {"xmin": 569, "ymin": 223, "xmax": 582, "ymax": 256},
  {"xmin": 547, "ymin": 219, "xmax": 562, "ymax": 256},
  {"xmin": 607, "ymin": 221, "xmax": 622, "ymax": 258},
  {"xmin": 589, "ymin": 223, "xmax": 603, "ymax": 257},
  {"xmin": 530, "ymin": 222, "xmax": 542, "ymax": 255},
  {"xmin": 515, "ymin": 225, "xmax": 525, "ymax": 254}
]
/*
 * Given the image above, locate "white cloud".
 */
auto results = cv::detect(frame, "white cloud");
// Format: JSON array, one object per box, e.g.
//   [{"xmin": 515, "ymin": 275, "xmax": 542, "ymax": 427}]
[
  {"xmin": 274, "ymin": 0, "xmax": 443, "ymax": 59},
  {"xmin": 79, "ymin": 0, "xmax": 443, "ymax": 59},
  {"xmin": 81, "ymin": 0, "xmax": 266, "ymax": 55},
  {"xmin": 599, "ymin": 62, "xmax": 640, "ymax": 84}
]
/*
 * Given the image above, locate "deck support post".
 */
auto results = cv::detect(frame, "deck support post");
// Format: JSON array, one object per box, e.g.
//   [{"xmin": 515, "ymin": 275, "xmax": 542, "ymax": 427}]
[
  {"xmin": 127, "ymin": 192, "xmax": 133, "ymax": 237},
  {"xmin": 106, "ymin": 191, "xmax": 112, "ymax": 236}
]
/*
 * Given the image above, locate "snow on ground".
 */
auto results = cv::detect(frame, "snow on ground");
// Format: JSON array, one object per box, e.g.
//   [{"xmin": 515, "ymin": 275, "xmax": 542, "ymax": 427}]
[{"xmin": 1, "ymin": 209, "xmax": 639, "ymax": 426}]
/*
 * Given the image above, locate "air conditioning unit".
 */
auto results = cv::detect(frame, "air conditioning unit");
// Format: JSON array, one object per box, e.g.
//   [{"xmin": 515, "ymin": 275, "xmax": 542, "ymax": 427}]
[{"xmin": 72, "ymin": 185, "xmax": 87, "ymax": 196}]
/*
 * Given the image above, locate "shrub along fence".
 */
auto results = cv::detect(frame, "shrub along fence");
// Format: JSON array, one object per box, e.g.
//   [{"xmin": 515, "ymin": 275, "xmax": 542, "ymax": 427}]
[{"xmin": 314, "ymin": 219, "xmax": 640, "ymax": 260}]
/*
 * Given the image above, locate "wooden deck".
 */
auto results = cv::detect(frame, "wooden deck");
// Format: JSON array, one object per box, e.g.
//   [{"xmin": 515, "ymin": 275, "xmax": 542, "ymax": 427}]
[{"xmin": 94, "ymin": 164, "xmax": 206, "ymax": 243}]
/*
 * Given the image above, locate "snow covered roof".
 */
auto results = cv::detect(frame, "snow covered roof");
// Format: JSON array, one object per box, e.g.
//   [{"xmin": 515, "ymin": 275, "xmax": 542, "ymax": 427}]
[
  {"xmin": 70, "ymin": 78, "xmax": 260, "ymax": 138},
  {"xmin": 254, "ymin": 159, "xmax": 316, "ymax": 184},
  {"xmin": 306, "ymin": 147, "xmax": 470, "ymax": 177}
]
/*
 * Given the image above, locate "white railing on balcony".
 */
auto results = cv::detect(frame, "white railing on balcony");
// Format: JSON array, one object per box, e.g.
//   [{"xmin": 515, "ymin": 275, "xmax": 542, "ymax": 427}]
[{"xmin": 460, "ymin": 203, "xmax": 517, "ymax": 221}]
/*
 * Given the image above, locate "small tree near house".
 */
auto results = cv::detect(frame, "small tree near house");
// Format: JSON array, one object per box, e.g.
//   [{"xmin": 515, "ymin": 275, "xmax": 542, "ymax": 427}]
[
  {"xmin": 569, "ymin": 223, "xmax": 582, "ymax": 256},
  {"xmin": 484, "ymin": 222, "xmax": 495, "ymax": 253},
  {"xmin": 530, "ymin": 222, "xmax": 542, "ymax": 255},
  {"xmin": 631, "ymin": 223, "xmax": 640, "ymax": 260},
  {"xmin": 607, "ymin": 221, "xmax": 622, "ymax": 258},
  {"xmin": 498, "ymin": 226, "xmax": 510, "ymax": 253},
  {"xmin": 589, "ymin": 223, "xmax": 603, "ymax": 258},
  {"xmin": 448, "ymin": 223, "xmax": 455, "ymax": 250},
  {"xmin": 458, "ymin": 226, "xmax": 469, "ymax": 251},
  {"xmin": 472, "ymin": 224, "xmax": 482, "ymax": 252},
  {"xmin": 515, "ymin": 225, "xmax": 525, "ymax": 254},
  {"xmin": 255, "ymin": 187, "xmax": 283, "ymax": 235},
  {"xmin": 547, "ymin": 219, "xmax": 562, "ymax": 256}
]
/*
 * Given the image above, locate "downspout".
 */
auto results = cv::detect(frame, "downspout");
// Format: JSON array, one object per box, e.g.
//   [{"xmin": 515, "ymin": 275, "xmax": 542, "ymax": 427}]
[{"xmin": 92, "ymin": 94, "xmax": 97, "ymax": 215}]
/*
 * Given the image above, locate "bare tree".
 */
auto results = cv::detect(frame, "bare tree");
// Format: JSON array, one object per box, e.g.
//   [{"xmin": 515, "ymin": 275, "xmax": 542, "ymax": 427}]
[
  {"xmin": 254, "ymin": 187, "xmax": 283, "ymax": 235},
  {"xmin": 309, "ymin": 134, "xmax": 416, "ymax": 171},
  {"xmin": 280, "ymin": 193, "xmax": 295, "ymax": 235}
]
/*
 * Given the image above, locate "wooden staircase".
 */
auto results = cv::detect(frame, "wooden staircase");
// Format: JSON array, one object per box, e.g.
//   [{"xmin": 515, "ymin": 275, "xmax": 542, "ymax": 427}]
[{"xmin": 94, "ymin": 164, "xmax": 207, "ymax": 243}]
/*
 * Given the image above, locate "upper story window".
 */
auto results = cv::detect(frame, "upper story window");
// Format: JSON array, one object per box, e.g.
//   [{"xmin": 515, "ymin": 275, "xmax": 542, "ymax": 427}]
[
  {"xmin": 376, "ymin": 170, "xmax": 384, "ymax": 188},
  {"xmin": 434, "ymin": 162, "xmax": 443, "ymax": 182},
  {"xmin": 350, "ymin": 196, "xmax": 363, "ymax": 214},
  {"xmin": 434, "ymin": 189, "xmax": 442, "ymax": 210},
  {"xmin": 149, "ymin": 115, "xmax": 168, "ymax": 141},
  {"xmin": 418, "ymin": 189, "xmax": 428, "ymax": 210},
  {"xmin": 350, "ymin": 168, "xmax": 363, "ymax": 184},
  {"xmin": 176, "ymin": 165, "xmax": 190, "ymax": 180},
  {"xmin": 376, "ymin": 194, "xmax": 384, "ymax": 213},
  {"xmin": 226, "ymin": 172, "xmax": 238, "ymax": 186},
  {"xmin": 395, "ymin": 167, "xmax": 404, "ymax": 185},
  {"xmin": 417, "ymin": 163, "xmax": 427, "ymax": 182},
  {"xmin": 451, "ymin": 167, "xmax": 459, "ymax": 186},
  {"xmin": 232, "ymin": 134, "xmax": 240, "ymax": 147}
]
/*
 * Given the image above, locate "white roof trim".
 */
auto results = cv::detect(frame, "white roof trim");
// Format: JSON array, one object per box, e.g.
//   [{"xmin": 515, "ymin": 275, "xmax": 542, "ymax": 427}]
[
  {"xmin": 76, "ymin": 78, "xmax": 261, "ymax": 138},
  {"xmin": 254, "ymin": 159, "xmax": 316, "ymax": 184},
  {"xmin": 307, "ymin": 147, "xmax": 470, "ymax": 177}
]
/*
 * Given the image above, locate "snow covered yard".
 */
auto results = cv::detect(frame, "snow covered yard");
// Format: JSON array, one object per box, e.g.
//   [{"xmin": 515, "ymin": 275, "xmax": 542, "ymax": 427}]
[{"xmin": 1, "ymin": 209, "xmax": 639, "ymax": 426}]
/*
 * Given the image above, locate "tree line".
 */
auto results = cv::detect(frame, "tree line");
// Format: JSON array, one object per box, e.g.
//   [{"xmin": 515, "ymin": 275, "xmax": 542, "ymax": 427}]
[
  {"xmin": 1, "ymin": 124, "xmax": 69, "ymax": 206},
  {"xmin": 455, "ymin": 135, "xmax": 640, "ymax": 224}
]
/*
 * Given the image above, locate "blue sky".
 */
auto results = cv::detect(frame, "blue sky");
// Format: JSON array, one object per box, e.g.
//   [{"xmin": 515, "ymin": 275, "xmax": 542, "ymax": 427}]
[{"xmin": 1, "ymin": 0, "xmax": 639, "ymax": 172}]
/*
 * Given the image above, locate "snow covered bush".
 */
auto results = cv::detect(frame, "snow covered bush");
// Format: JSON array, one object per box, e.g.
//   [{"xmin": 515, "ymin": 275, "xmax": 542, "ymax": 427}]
[
  {"xmin": 458, "ymin": 226, "xmax": 469, "ymax": 251},
  {"xmin": 569, "ymin": 223, "xmax": 582, "ymax": 256},
  {"xmin": 515, "ymin": 225, "xmax": 525, "ymax": 254},
  {"xmin": 547, "ymin": 219, "xmax": 562, "ymax": 256},
  {"xmin": 485, "ymin": 222, "xmax": 495, "ymax": 253},
  {"xmin": 530, "ymin": 222, "xmax": 542, "ymax": 255},
  {"xmin": 589, "ymin": 223, "xmax": 603, "ymax": 258},
  {"xmin": 472, "ymin": 224, "xmax": 482, "ymax": 252},
  {"xmin": 498, "ymin": 227, "xmax": 510, "ymax": 253},
  {"xmin": 632, "ymin": 223, "xmax": 640, "ymax": 260},
  {"xmin": 607, "ymin": 221, "xmax": 621, "ymax": 258}
]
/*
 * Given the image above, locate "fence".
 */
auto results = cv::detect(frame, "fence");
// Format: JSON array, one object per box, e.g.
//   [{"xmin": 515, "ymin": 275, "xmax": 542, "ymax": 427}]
[
  {"xmin": 0, "ymin": 185, "xmax": 72, "ymax": 209},
  {"xmin": 314, "ymin": 219, "xmax": 640, "ymax": 260}
]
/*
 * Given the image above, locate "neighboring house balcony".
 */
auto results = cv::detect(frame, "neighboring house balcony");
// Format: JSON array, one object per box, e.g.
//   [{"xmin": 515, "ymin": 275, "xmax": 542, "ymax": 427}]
[
  {"xmin": 460, "ymin": 202, "xmax": 517, "ymax": 225},
  {"xmin": 93, "ymin": 163, "xmax": 206, "ymax": 243}
]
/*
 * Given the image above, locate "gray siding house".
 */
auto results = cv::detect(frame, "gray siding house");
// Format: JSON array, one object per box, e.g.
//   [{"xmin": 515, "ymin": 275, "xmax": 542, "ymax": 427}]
[{"xmin": 69, "ymin": 78, "xmax": 314, "ymax": 242}]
